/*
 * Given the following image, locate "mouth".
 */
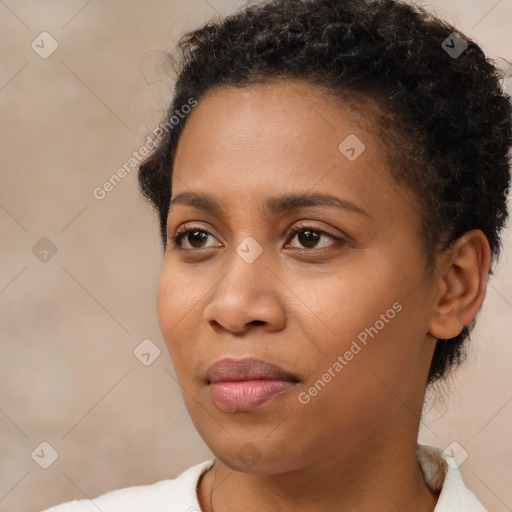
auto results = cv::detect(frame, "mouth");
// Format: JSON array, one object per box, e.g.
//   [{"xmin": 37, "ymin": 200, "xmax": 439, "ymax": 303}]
[{"xmin": 206, "ymin": 357, "xmax": 300, "ymax": 412}]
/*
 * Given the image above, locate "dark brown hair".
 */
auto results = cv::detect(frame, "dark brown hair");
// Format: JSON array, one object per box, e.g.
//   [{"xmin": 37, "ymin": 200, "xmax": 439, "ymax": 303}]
[{"xmin": 138, "ymin": 0, "xmax": 512, "ymax": 385}]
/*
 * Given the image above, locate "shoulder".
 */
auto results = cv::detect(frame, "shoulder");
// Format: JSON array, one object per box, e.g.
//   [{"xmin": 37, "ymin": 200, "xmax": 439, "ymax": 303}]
[
  {"xmin": 417, "ymin": 444, "xmax": 487, "ymax": 512},
  {"xmin": 38, "ymin": 460, "xmax": 214, "ymax": 512}
]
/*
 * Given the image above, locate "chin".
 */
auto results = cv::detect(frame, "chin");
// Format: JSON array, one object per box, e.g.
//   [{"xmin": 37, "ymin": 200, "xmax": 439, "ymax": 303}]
[{"xmin": 202, "ymin": 432, "xmax": 311, "ymax": 475}]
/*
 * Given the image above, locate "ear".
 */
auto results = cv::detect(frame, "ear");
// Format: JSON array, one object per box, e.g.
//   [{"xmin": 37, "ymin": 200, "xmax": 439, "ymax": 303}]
[{"xmin": 428, "ymin": 230, "xmax": 491, "ymax": 340}]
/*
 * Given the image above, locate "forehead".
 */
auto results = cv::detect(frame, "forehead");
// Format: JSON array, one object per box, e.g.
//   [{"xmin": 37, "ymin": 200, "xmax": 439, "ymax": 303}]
[
  {"xmin": 171, "ymin": 79, "xmax": 417, "ymax": 222},
  {"xmin": 177, "ymin": 81, "xmax": 365, "ymax": 170}
]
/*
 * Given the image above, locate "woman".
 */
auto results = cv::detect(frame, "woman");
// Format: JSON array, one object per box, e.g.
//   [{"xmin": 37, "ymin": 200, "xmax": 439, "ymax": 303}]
[{"xmin": 41, "ymin": 0, "xmax": 511, "ymax": 510}]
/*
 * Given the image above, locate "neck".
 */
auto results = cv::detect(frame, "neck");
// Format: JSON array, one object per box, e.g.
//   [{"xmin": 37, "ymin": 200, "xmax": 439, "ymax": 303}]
[{"xmin": 198, "ymin": 430, "xmax": 439, "ymax": 512}]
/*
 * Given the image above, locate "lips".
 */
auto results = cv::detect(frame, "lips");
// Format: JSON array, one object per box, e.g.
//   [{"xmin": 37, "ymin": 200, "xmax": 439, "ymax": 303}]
[{"xmin": 206, "ymin": 358, "xmax": 299, "ymax": 412}]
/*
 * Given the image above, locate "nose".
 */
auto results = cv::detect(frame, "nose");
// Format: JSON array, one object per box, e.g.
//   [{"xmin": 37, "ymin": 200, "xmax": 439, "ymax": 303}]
[{"xmin": 203, "ymin": 249, "xmax": 287, "ymax": 335}]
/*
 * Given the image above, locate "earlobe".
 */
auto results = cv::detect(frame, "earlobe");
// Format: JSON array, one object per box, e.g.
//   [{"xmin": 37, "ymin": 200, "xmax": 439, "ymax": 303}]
[{"xmin": 428, "ymin": 230, "xmax": 491, "ymax": 340}]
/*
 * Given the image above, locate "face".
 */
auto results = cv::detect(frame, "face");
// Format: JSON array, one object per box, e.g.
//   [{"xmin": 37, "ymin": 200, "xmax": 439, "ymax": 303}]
[{"xmin": 157, "ymin": 79, "xmax": 439, "ymax": 474}]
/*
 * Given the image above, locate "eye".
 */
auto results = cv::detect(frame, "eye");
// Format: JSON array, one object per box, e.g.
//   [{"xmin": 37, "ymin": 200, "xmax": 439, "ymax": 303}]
[
  {"xmin": 169, "ymin": 225, "xmax": 222, "ymax": 250},
  {"xmin": 169, "ymin": 224, "xmax": 345, "ymax": 252},
  {"xmin": 284, "ymin": 225, "xmax": 344, "ymax": 250}
]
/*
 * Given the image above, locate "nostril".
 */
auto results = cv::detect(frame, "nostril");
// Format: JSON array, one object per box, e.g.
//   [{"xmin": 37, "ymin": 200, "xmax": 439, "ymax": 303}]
[{"xmin": 250, "ymin": 320, "xmax": 265, "ymax": 326}]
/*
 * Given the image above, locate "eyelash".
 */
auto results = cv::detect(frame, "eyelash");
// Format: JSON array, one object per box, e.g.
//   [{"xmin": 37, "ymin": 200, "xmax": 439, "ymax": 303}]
[{"xmin": 168, "ymin": 223, "xmax": 345, "ymax": 252}]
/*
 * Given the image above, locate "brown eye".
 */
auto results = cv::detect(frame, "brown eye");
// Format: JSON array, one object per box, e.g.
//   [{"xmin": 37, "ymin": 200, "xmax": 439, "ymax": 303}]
[
  {"xmin": 185, "ymin": 230, "xmax": 209, "ymax": 248},
  {"xmin": 170, "ymin": 227, "xmax": 220, "ymax": 250},
  {"xmin": 286, "ymin": 226, "xmax": 342, "ymax": 250},
  {"xmin": 297, "ymin": 230, "xmax": 320, "ymax": 249}
]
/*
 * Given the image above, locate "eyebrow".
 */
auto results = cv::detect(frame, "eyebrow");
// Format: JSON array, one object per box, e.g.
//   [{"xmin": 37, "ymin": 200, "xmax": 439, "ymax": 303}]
[{"xmin": 168, "ymin": 191, "xmax": 370, "ymax": 217}]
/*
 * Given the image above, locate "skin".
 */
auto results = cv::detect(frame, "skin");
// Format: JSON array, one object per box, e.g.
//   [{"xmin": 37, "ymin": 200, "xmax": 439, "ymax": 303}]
[{"xmin": 157, "ymin": 78, "xmax": 490, "ymax": 512}]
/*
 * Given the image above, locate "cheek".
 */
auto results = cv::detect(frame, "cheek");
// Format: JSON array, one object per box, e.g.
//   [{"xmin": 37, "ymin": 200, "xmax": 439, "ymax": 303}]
[
  {"xmin": 295, "ymin": 249, "xmax": 431, "ymax": 376},
  {"xmin": 156, "ymin": 263, "xmax": 209, "ymax": 361},
  {"xmin": 156, "ymin": 269, "xmax": 176, "ymax": 338},
  {"xmin": 289, "ymin": 259, "xmax": 401, "ymax": 349},
  {"xmin": 156, "ymin": 265, "xmax": 192, "ymax": 353},
  {"xmin": 312, "ymin": 282, "xmax": 432, "ymax": 408}
]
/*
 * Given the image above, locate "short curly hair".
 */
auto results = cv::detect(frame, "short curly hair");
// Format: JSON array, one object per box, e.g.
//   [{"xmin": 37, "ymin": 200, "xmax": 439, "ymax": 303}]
[{"xmin": 138, "ymin": 0, "xmax": 512, "ymax": 386}]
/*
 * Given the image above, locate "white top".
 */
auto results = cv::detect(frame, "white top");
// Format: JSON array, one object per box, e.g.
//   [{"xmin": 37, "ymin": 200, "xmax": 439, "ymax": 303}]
[{"xmin": 40, "ymin": 444, "xmax": 486, "ymax": 511}]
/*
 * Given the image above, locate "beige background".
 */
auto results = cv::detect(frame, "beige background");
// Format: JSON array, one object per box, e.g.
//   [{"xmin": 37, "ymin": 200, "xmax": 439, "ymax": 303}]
[{"xmin": 0, "ymin": 1, "xmax": 511, "ymax": 511}]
